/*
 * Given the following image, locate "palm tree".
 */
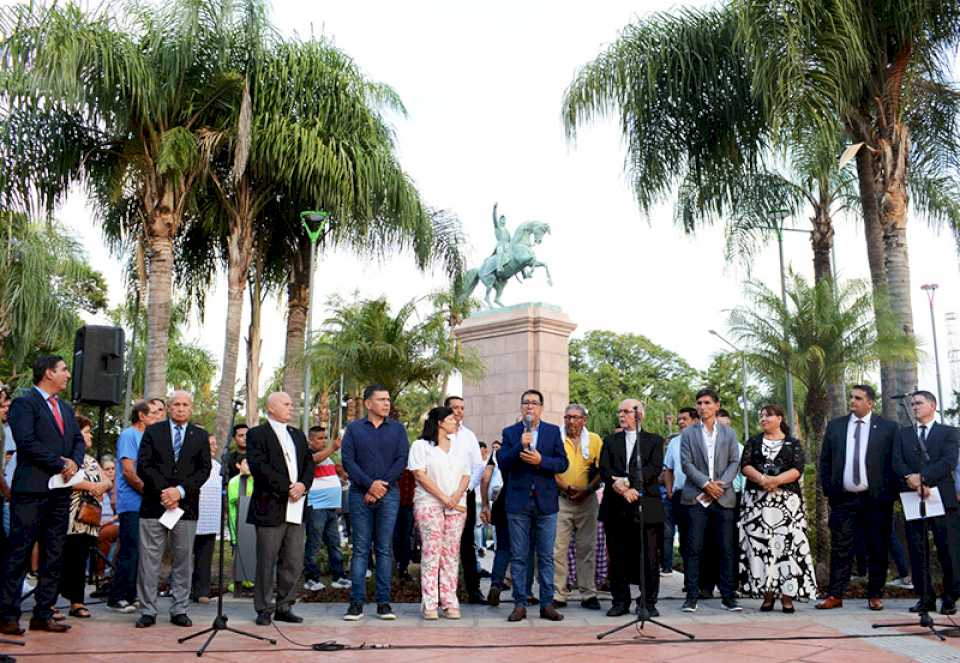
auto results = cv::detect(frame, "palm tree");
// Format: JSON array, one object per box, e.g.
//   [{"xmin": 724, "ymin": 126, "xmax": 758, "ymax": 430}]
[
  {"xmin": 737, "ymin": 0, "xmax": 960, "ymax": 417},
  {"xmin": 727, "ymin": 273, "xmax": 914, "ymax": 569},
  {"xmin": 0, "ymin": 212, "xmax": 108, "ymax": 385},
  {"xmin": 0, "ymin": 0, "xmax": 241, "ymax": 398}
]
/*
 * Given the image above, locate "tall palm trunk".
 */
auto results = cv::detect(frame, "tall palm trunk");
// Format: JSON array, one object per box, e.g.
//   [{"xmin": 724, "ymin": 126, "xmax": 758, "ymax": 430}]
[
  {"xmin": 282, "ymin": 235, "xmax": 311, "ymax": 422},
  {"xmin": 245, "ymin": 265, "xmax": 264, "ymax": 425},
  {"xmin": 810, "ymin": 204, "xmax": 846, "ymax": 420},
  {"xmin": 878, "ymin": 122, "xmax": 917, "ymax": 421},
  {"xmin": 143, "ymin": 204, "xmax": 179, "ymax": 399},
  {"xmin": 214, "ymin": 191, "xmax": 255, "ymax": 445},
  {"xmin": 802, "ymin": 380, "xmax": 831, "ymax": 578}
]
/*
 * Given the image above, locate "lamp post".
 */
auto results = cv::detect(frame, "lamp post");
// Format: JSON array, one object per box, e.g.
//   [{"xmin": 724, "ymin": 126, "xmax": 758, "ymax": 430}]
[
  {"xmin": 299, "ymin": 210, "xmax": 330, "ymax": 430},
  {"xmin": 921, "ymin": 284, "xmax": 945, "ymax": 421},
  {"xmin": 709, "ymin": 329, "xmax": 749, "ymax": 442}
]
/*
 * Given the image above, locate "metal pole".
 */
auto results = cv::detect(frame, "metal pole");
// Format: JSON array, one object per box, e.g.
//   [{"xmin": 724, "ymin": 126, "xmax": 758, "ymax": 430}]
[
  {"xmin": 122, "ymin": 289, "xmax": 140, "ymax": 423},
  {"xmin": 336, "ymin": 373, "xmax": 344, "ymax": 434},
  {"xmin": 778, "ymin": 228, "xmax": 797, "ymax": 431},
  {"xmin": 922, "ymin": 284, "xmax": 945, "ymax": 421},
  {"xmin": 302, "ymin": 241, "xmax": 316, "ymax": 431}
]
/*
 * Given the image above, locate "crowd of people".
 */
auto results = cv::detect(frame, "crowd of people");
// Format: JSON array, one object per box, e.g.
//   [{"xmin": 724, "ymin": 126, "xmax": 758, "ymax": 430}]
[{"xmin": 0, "ymin": 354, "xmax": 958, "ymax": 635}]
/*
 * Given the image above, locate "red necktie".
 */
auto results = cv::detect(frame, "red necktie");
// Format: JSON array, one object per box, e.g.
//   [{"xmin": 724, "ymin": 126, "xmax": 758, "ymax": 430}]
[{"xmin": 49, "ymin": 395, "xmax": 65, "ymax": 435}]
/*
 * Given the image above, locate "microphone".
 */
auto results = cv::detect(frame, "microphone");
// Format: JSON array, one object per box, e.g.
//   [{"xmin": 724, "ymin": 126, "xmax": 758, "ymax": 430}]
[
  {"xmin": 523, "ymin": 415, "xmax": 533, "ymax": 432},
  {"xmin": 890, "ymin": 394, "xmax": 912, "ymax": 400}
]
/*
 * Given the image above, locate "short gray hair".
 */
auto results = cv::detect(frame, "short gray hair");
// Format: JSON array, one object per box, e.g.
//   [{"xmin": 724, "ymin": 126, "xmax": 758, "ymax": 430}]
[{"xmin": 564, "ymin": 403, "xmax": 588, "ymax": 417}]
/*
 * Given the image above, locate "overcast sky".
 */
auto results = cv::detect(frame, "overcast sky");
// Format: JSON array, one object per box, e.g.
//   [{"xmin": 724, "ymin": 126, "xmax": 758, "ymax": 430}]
[{"xmin": 58, "ymin": 0, "xmax": 960, "ymax": 398}]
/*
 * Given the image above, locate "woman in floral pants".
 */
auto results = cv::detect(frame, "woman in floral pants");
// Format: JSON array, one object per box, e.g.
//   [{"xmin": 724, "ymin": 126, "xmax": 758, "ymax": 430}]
[{"xmin": 408, "ymin": 406, "xmax": 470, "ymax": 619}]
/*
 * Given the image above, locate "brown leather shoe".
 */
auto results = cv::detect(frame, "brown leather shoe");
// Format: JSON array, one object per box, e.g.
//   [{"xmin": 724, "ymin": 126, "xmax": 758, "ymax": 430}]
[
  {"xmin": 868, "ymin": 598, "xmax": 884, "ymax": 611},
  {"xmin": 815, "ymin": 596, "xmax": 843, "ymax": 610},
  {"xmin": 29, "ymin": 617, "xmax": 71, "ymax": 633},
  {"xmin": 539, "ymin": 605, "xmax": 564, "ymax": 621},
  {"xmin": 507, "ymin": 606, "xmax": 527, "ymax": 622},
  {"xmin": 0, "ymin": 620, "xmax": 24, "ymax": 636}
]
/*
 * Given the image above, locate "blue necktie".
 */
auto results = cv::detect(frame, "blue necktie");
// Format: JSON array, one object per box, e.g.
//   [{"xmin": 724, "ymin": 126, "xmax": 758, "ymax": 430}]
[{"xmin": 173, "ymin": 425, "xmax": 183, "ymax": 462}]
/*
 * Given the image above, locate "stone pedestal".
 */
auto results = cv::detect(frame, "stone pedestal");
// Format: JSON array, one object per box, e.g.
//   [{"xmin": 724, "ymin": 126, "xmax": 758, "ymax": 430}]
[{"xmin": 454, "ymin": 303, "xmax": 577, "ymax": 444}]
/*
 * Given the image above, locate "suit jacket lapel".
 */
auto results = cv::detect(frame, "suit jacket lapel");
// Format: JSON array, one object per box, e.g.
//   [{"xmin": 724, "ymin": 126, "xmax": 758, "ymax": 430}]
[{"xmin": 33, "ymin": 389, "xmax": 64, "ymax": 439}]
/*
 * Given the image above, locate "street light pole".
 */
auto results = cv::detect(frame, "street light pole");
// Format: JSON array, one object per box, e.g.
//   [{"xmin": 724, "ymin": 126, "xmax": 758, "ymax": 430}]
[
  {"xmin": 299, "ymin": 210, "xmax": 330, "ymax": 430},
  {"xmin": 773, "ymin": 214, "xmax": 796, "ymax": 431},
  {"xmin": 710, "ymin": 329, "xmax": 749, "ymax": 442},
  {"xmin": 921, "ymin": 284, "xmax": 945, "ymax": 421}
]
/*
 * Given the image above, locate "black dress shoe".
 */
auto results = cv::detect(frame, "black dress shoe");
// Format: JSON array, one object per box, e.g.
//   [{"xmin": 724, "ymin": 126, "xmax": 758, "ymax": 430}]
[
  {"xmin": 606, "ymin": 603, "xmax": 630, "ymax": 617},
  {"xmin": 170, "ymin": 614, "xmax": 192, "ymax": 627},
  {"xmin": 539, "ymin": 605, "xmax": 564, "ymax": 621},
  {"xmin": 552, "ymin": 600, "xmax": 567, "ymax": 609},
  {"xmin": 580, "ymin": 596, "xmax": 602, "ymax": 610},
  {"xmin": 467, "ymin": 592, "xmax": 488, "ymax": 605},
  {"xmin": 274, "ymin": 610, "xmax": 303, "ymax": 623},
  {"xmin": 0, "ymin": 620, "xmax": 24, "ymax": 636},
  {"xmin": 29, "ymin": 618, "xmax": 70, "ymax": 633},
  {"xmin": 135, "ymin": 615, "xmax": 156, "ymax": 629},
  {"xmin": 255, "ymin": 611, "xmax": 272, "ymax": 625},
  {"xmin": 909, "ymin": 600, "xmax": 936, "ymax": 613},
  {"xmin": 941, "ymin": 600, "xmax": 957, "ymax": 615},
  {"xmin": 507, "ymin": 606, "xmax": 527, "ymax": 622},
  {"xmin": 641, "ymin": 605, "xmax": 660, "ymax": 618}
]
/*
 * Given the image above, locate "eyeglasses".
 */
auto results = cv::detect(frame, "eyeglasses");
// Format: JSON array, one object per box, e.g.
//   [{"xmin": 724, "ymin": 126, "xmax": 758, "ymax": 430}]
[
  {"xmin": 563, "ymin": 415, "xmax": 584, "ymax": 420},
  {"xmin": 521, "ymin": 400, "xmax": 542, "ymax": 407},
  {"xmin": 617, "ymin": 409, "xmax": 634, "ymax": 414}
]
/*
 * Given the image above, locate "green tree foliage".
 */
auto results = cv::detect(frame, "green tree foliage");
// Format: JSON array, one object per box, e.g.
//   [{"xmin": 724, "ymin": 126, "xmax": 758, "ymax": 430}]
[
  {"xmin": 702, "ymin": 352, "xmax": 765, "ymax": 441},
  {"xmin": 569, "ymin": 330, "xmax": 701, "ymax": 438}
]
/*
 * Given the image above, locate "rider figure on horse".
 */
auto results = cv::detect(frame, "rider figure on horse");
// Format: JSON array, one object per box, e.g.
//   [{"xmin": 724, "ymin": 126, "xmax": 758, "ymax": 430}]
[{"xmin": 492, "ymin": 203, "xmax": 511, "ymax": 273}]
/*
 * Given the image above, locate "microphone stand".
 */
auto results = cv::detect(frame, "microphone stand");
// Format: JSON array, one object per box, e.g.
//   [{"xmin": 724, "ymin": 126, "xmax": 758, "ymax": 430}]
[
  {"xmin": 873, "ymin": 400, "xmax": 954, "ymax": 641},
  {"xmin": 179, "ymin": 400, "xmax": 276, "ymax": 656},
  {"xmin": 598, "ymin": 407, "xmax": 694, "ymax": 642}
]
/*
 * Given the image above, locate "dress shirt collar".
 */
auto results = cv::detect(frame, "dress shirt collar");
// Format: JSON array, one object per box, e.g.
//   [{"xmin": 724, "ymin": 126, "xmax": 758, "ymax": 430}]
[
  {"xmin": 849, "ymin": 411, "xmax": 872, "ymax": 427},
  {"xmin": 169, "ymin": 419, "xmax": 187, "ymax": 438}
]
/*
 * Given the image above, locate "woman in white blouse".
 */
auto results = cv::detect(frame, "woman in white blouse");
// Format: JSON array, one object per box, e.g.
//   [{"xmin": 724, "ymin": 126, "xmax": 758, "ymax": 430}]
[{"xmin": 408, "ymin": 406, "xmax": 470, "ymax": 619}]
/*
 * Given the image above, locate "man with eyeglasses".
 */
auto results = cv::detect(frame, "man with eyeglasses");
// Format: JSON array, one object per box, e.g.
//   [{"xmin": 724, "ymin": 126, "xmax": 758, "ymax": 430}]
[
  {"xmin": 496, "ymin": 389, "xmax": 568, "ymax": 622},
  {"xmin": 552, "ymin": 404, "xmax": 603, "ymax": 610}
]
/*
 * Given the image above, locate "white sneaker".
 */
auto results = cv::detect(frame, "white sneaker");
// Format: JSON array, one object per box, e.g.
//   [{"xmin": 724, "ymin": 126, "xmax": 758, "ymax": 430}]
[
  {"xmin": 887, "ymin": 576, "xmax": 914, "ymax": 589},
  {"xmin": 303, "ymin": 580, "xmax": 325, "ymax": 591},
  {"xmin": 330, "ymin": 578, "xmax": 352, "ymax": 589}
]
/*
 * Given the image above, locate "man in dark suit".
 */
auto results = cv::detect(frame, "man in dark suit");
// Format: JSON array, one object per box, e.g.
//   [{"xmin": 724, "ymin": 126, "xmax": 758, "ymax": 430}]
[
  {"xmin": 246, "ymin": 392, "xmax": 313, "ymax": 626},
  {"xmin": 135, "ymin": 390, "xmax": 212, "ymax": 628},
  {"xmin": 892, "ymin": 390, "xmax": 960, "ymax": 615},
  {"xmin": 599, "ymin": 399, "xmax": 665, "ymax": 617},
  {"xmin": 817, "ymin": 384, "xmax": 898, "ymax": 611},
  {"xmin": 0, "ymin": 356, "xmax": 85, "ymax": 635},
  {"xmin": 496, "ymin": 388, "xmax": 568, "ymax": 622}
]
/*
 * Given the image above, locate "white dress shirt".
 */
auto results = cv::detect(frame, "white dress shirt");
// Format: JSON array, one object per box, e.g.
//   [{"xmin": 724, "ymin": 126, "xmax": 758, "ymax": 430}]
[
  {"xmin": 451, "ymin": 424, "xmax": 485, "ymax": 491},
  {"xmin": 268, "ymin": 417, "xmax": 298, "ymax": 483},
  {"xmin": 842, "ymin": 411, "xmax": 872, "ymax": 492},
  {"xmin": 195, "ymin": 460, "xmax": 222, "ymax": 535},
  {"xmin": 625, "ymin": 429, "xmax": 638, "ymax": 468},
  {"xmin": 702, "ymin": 422, "xmax": 718, "ymax": 482}
]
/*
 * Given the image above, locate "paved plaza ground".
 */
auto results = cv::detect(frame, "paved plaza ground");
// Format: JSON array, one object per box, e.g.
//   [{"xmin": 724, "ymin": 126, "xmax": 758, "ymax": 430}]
[{"xmin": 3, "ymin": 573, "xmax": 960, "ymax": 662}]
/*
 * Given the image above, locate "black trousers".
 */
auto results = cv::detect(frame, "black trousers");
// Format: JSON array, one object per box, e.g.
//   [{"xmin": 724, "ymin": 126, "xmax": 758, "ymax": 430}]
[
  {"xmin": 459, "ymin": 489, "xmax": 480, "ymax": 596},
  {"xmin": 905, "ymin": 509, "xmax": 960, "ymax": 603},
  {"xmin": 191, "ymin": 533, "xmax": 216, "ymax": 599},
  {"xmin": 605, "ymin": 517, "xmax": 662, "ymax": 608},
  {"xmin": 827, "ymin": 493, "xmax": 893, "ymax": 599},
  {"xmin": 58, "ymin": 533, "xmax": 96, "ymax": 604},
  {"xmin": 0, "ymin": 490, "xmax": 71, "ymax": 621}
]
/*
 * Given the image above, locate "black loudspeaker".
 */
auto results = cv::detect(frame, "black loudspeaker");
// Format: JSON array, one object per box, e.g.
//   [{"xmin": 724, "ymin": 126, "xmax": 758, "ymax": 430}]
[{"xmin": 71, "ymin": 325, "xmax": 125, "ymax": 406}]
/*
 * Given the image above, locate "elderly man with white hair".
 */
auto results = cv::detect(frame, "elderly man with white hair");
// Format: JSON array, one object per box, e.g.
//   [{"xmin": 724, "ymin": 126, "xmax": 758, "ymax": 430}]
[
  {"xmin": 245, "ymin": 392, "xmax": 314, "ymax": 626},
  {"xmin": 135, "ymin": 390, "xmax": 212, "ymax": 628},
  {"xmin": 598, "ymin": 399, "xmax": 666, "ymax": 618}
]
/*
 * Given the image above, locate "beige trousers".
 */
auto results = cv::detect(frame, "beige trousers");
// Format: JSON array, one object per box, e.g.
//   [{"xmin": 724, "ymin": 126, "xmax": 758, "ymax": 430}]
[{"xmin": 553, "ymin": 494, "xmax": 599, "ymax": 600}]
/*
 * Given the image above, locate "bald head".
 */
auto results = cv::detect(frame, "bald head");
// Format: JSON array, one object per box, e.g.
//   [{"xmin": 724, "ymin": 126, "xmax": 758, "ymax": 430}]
[
  {"xmin": 617, "ymin": 398, "xmax": 644, "ymax": 431},
  {"xmin": 168, "ymin": 390, "xmax": 194, "ymax": 425},
  {"xmin": 266, "ymin": 392, "xmax": 294, "ymax": 424}
]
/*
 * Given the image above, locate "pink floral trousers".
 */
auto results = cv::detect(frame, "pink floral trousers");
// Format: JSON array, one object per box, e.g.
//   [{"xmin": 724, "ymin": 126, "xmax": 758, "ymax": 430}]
[{"xmin": 414, "ymin": 504, "xmax": 467, "ymax": 611}]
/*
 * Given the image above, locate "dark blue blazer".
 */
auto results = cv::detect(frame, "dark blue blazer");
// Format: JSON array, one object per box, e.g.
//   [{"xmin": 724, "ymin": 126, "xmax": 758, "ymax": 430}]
[
  {"xmin": 819, "ymin": 413, "xmax": 898, "ymax": 501},
  {"xmin": 496, "ymin": 420, "xmax": 568, "ymax": 515},
  {"xmin": 8, "ymin": 387, "xmax": 85, "ymax": 494},
  {"xmin": 892, "ymin": 422, "xmax": 960, "ymax": 510}
]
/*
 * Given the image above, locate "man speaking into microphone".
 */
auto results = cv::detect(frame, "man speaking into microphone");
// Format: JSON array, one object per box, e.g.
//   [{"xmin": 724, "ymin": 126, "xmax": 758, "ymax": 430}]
[{"xmin": 496, "ymin": 389, "xmax": 568, "ymax": 622}]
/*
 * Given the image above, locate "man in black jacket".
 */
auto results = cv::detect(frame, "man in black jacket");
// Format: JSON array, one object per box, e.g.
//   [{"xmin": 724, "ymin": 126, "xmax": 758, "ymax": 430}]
[
  {"xmin": 599, "ymin": 399, "xmax": 665, "ymax": 617},
  {"xmin": 0, "ymin": 356, "xmax": 85, "ymax": 635},
  {"xmin": 135, "ymin": 390, "xmax": 212, "ymax": 628},
  {"xmin": 892, "ymin": 390, "xmax": 960, "ymax": 615},
  {"xmin": 817, "ymin": 384, "xmax": 898, "ymax": 611},
  {"xmin": 246, "ymin": 392, "xmax": 314, "ymax": 626}
]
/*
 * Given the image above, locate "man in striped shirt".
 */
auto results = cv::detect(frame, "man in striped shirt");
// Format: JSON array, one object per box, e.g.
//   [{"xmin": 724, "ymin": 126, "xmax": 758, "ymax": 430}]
[{"xmin": 303, "ymin": 426, "xmax": 350, "ymax": 591}]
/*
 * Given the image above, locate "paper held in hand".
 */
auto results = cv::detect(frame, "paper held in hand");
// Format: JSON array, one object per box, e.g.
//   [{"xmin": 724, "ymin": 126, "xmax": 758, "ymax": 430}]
[
  {"xmin": 160, "ymin": 507, "xmax": 185, "ymax": 530},
  {"xmin": 900, "ymin": 488, "xmax": 946, "ymax": 521},
  {"xmin": 696, "ymin": 492, "xmax": 713, "ymax": 508},
  {"xmin": 287, "ymin": 496, "xmax": 305, "ymax": 524},
  {"xmin": 48, "ymin": 469, "xmax": 86, "ymax": 490}
]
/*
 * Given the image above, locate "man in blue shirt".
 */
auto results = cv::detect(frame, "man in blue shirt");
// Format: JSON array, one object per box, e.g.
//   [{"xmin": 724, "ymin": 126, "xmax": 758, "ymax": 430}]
[
  {"xmin": 108, "ymin": 400, "xmax": 158, "ymax": 612},
  {"xmin": 663, "ymin": 407, "xmax": 696, "ymax": 591},
  {"xmin": 340, "ymin": 384, "xmax": 409, "ymax": 622}
]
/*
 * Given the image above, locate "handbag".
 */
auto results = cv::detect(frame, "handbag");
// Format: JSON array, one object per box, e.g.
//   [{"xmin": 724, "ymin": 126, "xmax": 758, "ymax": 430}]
[{"xmin": 77, "ymin": 494, "xmax": 102, "ymax": 527}]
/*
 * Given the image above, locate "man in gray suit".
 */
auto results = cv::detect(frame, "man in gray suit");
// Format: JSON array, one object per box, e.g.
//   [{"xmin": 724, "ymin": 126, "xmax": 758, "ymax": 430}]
[{"xmin": 679, "ymin": 388, "xmax": 742, "ymax": 613}]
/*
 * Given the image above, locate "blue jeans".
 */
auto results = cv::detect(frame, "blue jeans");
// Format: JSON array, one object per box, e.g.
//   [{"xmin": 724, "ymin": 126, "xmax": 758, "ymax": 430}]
[
  {"xmin": 348, "ymin": 488, "xmax": 399, "ymax": 604},
  {"xmin": 662, "ymin": 496, "xmax": 675, "ymax": 572},
  {"xmin": 304, "ymin": 506, "xmax": 344, "ymax": 581},
  {"xmin": 890, "ymin": 526, "xmax": 910, "ymax": 579},
  {"xmin": 507, "ymin": 504, "xmax": 558, "ymax": 607},
  {"xmin": 109, "ymin": 511, "xmax": 140, "ymax": 604},
  {"xmin": 685, "ymin": 501, "xmax": 736, "ymax": 601}
]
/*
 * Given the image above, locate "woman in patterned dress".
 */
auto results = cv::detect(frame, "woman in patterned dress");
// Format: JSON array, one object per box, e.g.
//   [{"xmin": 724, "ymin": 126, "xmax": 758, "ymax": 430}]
[
  {"xmin": 738, "ymin": 404, "xmax": 817, "ymax": 613},
  {"xmin": 58, "ymin": 415, "xmax": 112, "ymax": 618}
]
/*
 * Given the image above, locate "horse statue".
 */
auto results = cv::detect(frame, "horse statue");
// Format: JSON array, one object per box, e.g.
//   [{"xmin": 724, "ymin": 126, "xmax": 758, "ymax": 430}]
[{"xmin": 457, "ymin": 214, "xmax": 552, "ymax": 308}]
